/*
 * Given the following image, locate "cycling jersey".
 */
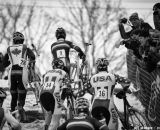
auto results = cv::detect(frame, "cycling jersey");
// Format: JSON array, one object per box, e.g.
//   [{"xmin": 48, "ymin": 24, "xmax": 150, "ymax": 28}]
[
  {"xmin": 90, "ymin": 71, "xmax": 116, "ymax": 100},
  {"xmin": 57, "ymin": 115, "xmax": 108, "ymax": 130},
  {"xmin": 40, "ymin": 68, "xmax": 69, "ymax": 129},
  {"xmin": 3, "ymin": 44, "xmax": 35, "ymax": 112},
  {"xmin": 90, "ymin": 71, "xmax": 118, "ymax": 130},
  {"xmin": 51, "ymin": 39, "xmax": 85, "ymax": 74}
]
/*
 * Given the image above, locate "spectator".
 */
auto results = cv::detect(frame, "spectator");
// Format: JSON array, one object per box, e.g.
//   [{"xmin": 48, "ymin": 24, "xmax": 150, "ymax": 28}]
[
  {"xmin": 119, "ymin": 12, "xmax": 153, "ymax": 39},
  {"xmin": 134, "ymin": 30, "xmax": 160, "ymax": 72},
  {"xmin": 153, "ymin": 3, "xmax": 160, "ymax": 31}
]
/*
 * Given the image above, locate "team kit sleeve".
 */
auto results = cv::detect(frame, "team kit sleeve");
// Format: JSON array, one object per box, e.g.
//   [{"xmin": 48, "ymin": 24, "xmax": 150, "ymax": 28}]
[
  {"xmin": 68, "ymin": 41, "xmax": 85, "ymax": 59},
  {"xmin": 77, "ymin": 78, "xmax": 93, "ymax": 97}
]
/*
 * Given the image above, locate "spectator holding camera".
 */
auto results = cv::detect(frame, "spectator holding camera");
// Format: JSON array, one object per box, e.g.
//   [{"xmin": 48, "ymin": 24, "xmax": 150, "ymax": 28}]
[
  {"xmin": 153, "ymin": 3, "xmax": 160, "ymax": 31},
  {"xmin": 119, "ymin": 12, "xmax": 152, "ymax": 39},
  {"xmin": 133, "ymin": 30, "xmax": 160, "ymax": 72}
]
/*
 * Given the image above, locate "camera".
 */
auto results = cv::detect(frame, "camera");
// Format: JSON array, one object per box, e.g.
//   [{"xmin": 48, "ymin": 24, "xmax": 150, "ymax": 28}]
[{"xmin": 120, "ymin": 18, "xmax": 128, "ymax": 24}]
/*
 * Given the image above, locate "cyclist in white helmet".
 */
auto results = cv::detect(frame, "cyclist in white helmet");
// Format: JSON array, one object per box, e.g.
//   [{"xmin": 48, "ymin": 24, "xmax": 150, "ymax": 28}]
[
  {"xmin": 40, "ymin": 59, "xmax": 71, "ymax": 130},
  {"xmin": 57, "ymin": 97, "xmax": 109, "ymax": 130},
  {"xmin": 0, "ymin": 87, "xmax": 21, "ymax": 130},
  {"xmin": 77, "ymin": 58, "xmax": 130, "ymax": 130}
]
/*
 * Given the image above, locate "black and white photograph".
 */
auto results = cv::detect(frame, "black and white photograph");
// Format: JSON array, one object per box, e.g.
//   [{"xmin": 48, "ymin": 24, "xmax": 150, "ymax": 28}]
[{"xmin": 0, "ymin": 0, "xmax": 160, "ymax": 129}]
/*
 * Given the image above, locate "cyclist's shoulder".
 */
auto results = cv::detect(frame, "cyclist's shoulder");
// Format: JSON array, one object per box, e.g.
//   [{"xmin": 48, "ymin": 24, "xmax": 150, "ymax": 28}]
[
  {"xmin": 91, "ymin": 71, "xmax": 110, "ymax": 77},
  {"xmin": 45, "ymin": 69, "xmax": 66, "ymax": 75},
  {"xmin": 51, "ymin": 40, "xmax": 72, "ymax": 45}
]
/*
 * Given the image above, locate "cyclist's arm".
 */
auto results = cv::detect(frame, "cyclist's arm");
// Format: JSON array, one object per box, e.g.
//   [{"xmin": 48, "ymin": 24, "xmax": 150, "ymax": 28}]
[
  {"xmin": 77, "ymin": 79, "xmax": 94, "ymax": 97},
  {"xmin": 27, "ymin": 48, "xmax": 36, "ymax": 61},
  {"xmin": 68, "ymin": 41, "xmax": 85, "ymax": 59},
  {"xmin": 4, "ymin": 108, "xmax": 21, "ymax": 130},
  {"xmin": 85, "ymin": 79, "xmax": 94, "ymax": 96},
  {"xmin": 119, "ymin": 23, "xmax": 131, "ymax": 39},
  {"xmin": 114, "ymin": 74, "xmax": 131, "ymax": 92}
]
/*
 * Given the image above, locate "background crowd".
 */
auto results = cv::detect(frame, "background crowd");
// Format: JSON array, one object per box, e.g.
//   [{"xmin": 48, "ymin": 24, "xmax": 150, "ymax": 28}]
[{"xmin": 119, "ymin": 2, "xmax": 160, "ymax": 73}]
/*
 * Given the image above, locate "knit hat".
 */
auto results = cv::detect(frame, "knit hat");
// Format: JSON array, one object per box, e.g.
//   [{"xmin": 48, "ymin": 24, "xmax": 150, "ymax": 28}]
[{"xmin": 129, "ymin": 12, "xmax": 139, "ymax": 21}]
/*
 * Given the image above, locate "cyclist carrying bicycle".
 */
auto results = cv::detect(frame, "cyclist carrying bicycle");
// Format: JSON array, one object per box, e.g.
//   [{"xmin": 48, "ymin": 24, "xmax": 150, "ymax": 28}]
[
  {"xmin": 3, "ymin": 32, "xmax": 36, "ymax": 122},
  {"xmin": 57, "ymin": 97, "xmax": 109, "ymax": 130},
  {"xmin": 51, "ymin": 27, "xmax": 86, "ymax": 75},
  {"xmin": 77, "ymin": 58, "xmax": 130, "ymax": 130},
  {"xmin": 40, "ymin": 59, "xmax": 71, "ymax": 130},
  {"xmin": 0, "ymin": 87, "xmax": 21, "ymax": 130}
]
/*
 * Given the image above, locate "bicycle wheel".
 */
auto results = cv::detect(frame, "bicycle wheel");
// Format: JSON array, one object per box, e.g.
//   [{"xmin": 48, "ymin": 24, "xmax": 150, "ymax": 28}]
[{"xmin": 128, "ymin": 107, "xmax": 151, "ymax": 128}]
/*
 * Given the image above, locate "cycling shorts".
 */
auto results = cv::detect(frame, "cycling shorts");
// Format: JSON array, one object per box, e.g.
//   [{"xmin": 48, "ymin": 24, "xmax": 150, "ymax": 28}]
[
  {"xmin": 91, "ymin": 99, "xmax": 110, "ymax": 124},
  {"xmin": 40, "ymin": 92, "xmax": 55, "ymax": 113}
]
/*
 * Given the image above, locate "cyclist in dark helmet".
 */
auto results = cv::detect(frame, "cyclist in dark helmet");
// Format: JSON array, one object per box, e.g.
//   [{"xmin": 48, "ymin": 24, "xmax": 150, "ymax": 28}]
[
  {"xmin": 57, "ymin": 97, "xmax": 109, "ymax": 130},
  {"xmin": 77, "ymin": 58, "xmax": 130, "ymax": 130},
  {"xmin": 0, "ymin": 87, "xmax": 21, "ymax": 130},
  {"xmin": 51, "ymin": 27, "xmax": 86, "ymax": 75},
  {"xmin": 3, "ymin": 32, "xmax": 35, "ymax": 122},
  {"xmin": 40, "ymin": 59, "xmax": 71, "ymax": 130}
]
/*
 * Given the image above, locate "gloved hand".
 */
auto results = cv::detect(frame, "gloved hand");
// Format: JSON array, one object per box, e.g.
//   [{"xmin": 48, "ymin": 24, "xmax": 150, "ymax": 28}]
[
  {"xmin": 120, "ymin": 18, "xmax": 128, "ymax": 24},
  {"xmin": 79, "ymin": 53, "xmax": 86, "ymax": 61}
]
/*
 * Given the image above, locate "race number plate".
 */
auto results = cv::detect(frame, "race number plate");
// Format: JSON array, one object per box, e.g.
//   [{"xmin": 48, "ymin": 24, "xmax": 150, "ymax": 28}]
[
  {"xmin": 19, "ymin": 58, "xmax": 29, "ymax": 68},
  {"xmin": 57, "ymin": 49, "xmax": 66, "ymax": 58},
  {"xmin": 97, "ymin": 86, "xmax": 108, "ymax": 100}
]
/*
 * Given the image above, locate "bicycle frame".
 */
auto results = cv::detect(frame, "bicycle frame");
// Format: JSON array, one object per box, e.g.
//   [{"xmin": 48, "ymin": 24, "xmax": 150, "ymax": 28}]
[
  {"xmin": 123, "ymin": 94, "xmax": 132, "ymax": 130},
  {"xmin": 115, "ymin": 88, "xmax": 132, "ymax": 130}
]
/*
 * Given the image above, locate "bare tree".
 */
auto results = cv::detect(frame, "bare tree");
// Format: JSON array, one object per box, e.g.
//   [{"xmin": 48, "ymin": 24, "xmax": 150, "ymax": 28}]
[
  {"xmin": 58, "ymin": 0, "xmax": 127, "ymax": 73},
  {"xmin": 0, "ymin": 0, "xmax": 59, "ymax": 74}
]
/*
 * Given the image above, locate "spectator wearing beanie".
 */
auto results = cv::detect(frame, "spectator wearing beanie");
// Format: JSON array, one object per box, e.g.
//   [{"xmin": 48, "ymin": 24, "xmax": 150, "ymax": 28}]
[{"xmin": 119, "ymin": 12, "xmax": 153, "ymax": 39}]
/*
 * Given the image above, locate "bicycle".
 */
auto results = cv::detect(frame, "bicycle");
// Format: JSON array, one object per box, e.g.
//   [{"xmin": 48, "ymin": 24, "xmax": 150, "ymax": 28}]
[
  {"xmin": 58, "ymin": 86, "xmax": 76, "ymax": 126},
  {"xmin": 115, "ymin": 85, "xmax": 151, "ymax": 130}
]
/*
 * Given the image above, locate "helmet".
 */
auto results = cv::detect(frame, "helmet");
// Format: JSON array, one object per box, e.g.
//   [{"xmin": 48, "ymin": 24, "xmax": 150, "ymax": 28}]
[
  {"xmin": 75, "ymin": 97, "xmax": 89, "ymax": 115},
  {"xmin": 13, "ymin": 32, "xmax": 24, "ymax": 44},
  {"xmin": 52, "ymin": 59, "xmax": 65, "ymax": 70},
  {"xmin": 55, "ymin": 27, "xmax": 66, "ymax": 40},
  {"xmin": 96, "ymin": 58, "xmax": 109, "ymax": 72},
  {"xmin": 0, "ymin": 87, "xmax": 7, "ymax": 102}
]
